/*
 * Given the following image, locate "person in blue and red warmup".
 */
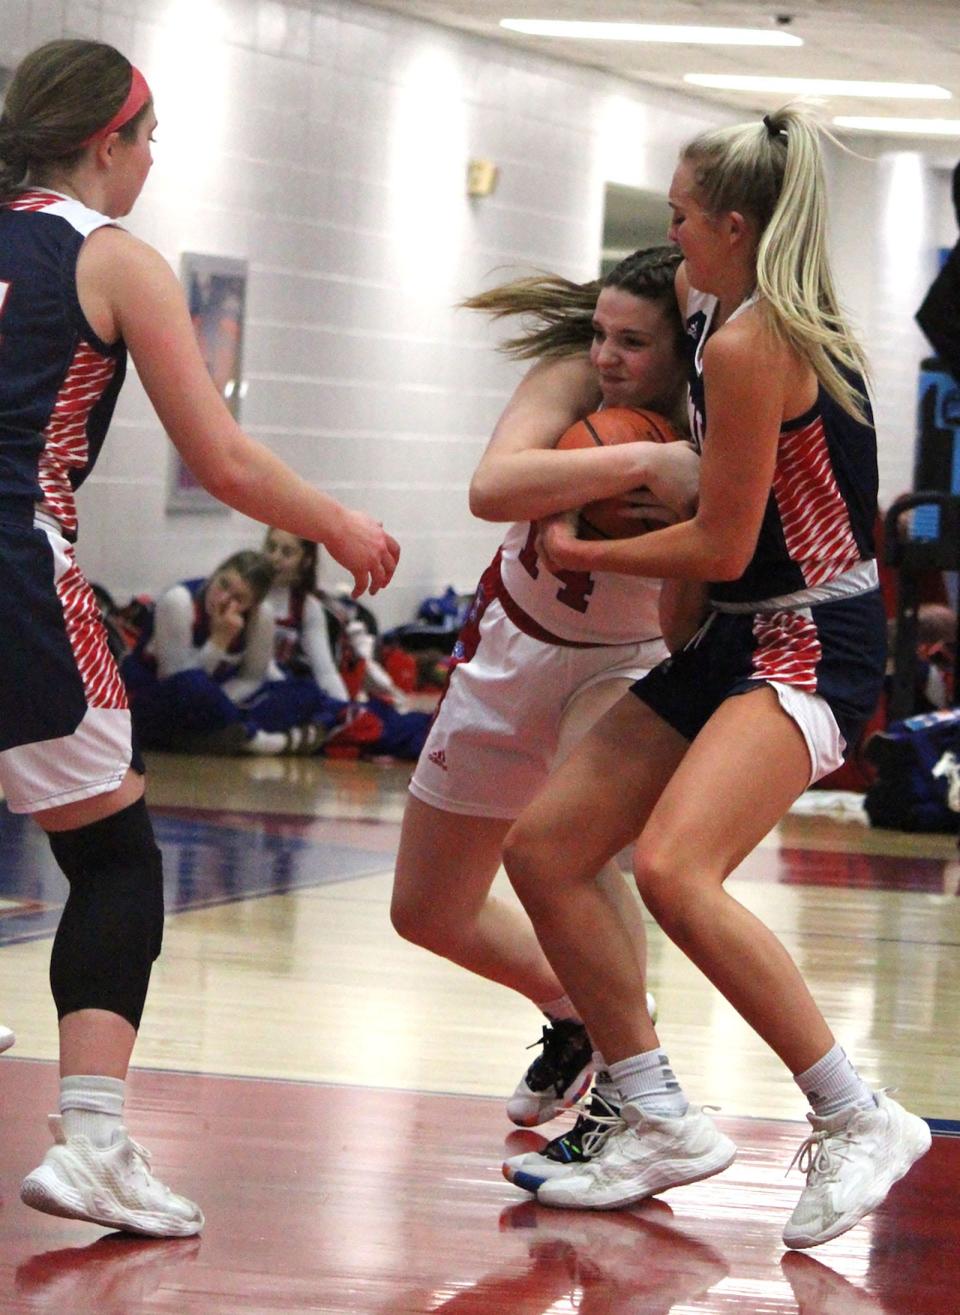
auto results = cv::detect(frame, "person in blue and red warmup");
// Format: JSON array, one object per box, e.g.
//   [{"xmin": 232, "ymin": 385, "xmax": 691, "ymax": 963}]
[
  {"xmin": 124, "ymin": 548, "xmax": 339, "ymax": 756},
  {"xmin": 260, "ymin": 527, "xmax": 432, "ymax": 759},
  {"xmin": 0, "ymin": 38, "xmax": 398, "ymax": 1237}
]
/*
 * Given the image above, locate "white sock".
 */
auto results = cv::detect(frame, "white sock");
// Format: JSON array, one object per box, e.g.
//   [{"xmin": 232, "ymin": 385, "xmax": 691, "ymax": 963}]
[
  {"xmin": 592, "ymin": 1053, "xmax": 619, "ymax": 1108},
  {"xmin": 609, "ymin": 1049, "xmax": 689, "ymax": 1118},
  {"xmin": 60, "ymin": 1075, "xmax": 125, "ymax": 1148},
  {"xmin": 242, "ymin": 729, "xmax": 288, "ymax": 755},
  {"xmin": 537, "ymin": 994, "xmax": 582, "ymax": 1025},
  {"xmin": 795, "ymin": 1043, "xmax": 876, "ymax": 1118}
]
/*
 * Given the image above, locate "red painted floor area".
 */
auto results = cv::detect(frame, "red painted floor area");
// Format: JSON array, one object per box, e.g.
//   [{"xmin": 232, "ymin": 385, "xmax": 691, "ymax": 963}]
[{"xmin": 0, "ymin": 1059, "xmax": 955, "ymax": 1314}]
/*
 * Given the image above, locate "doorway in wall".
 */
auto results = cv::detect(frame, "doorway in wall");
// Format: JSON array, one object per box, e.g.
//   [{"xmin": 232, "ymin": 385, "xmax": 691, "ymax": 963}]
[{"xmin": 601, "ymin": 182, "xmax": 671, "ymax": 275}]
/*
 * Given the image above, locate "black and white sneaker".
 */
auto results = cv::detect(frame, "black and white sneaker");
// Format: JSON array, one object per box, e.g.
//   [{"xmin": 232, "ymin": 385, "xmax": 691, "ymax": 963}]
[
  {"xmin": 503, "ymin": 1086, "xmax": 622, "ymax": 1192},
  {"xmin": 506, "ymin": 993, "xmax": 657, "ymax": 1128},
  {"xmin": 506, "ymin": 1020, "xmax": 594, "ymax": 1128}
]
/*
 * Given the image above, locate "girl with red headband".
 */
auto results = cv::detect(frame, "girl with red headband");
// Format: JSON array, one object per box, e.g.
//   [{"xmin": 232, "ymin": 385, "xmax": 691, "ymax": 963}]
[{"xmin": 0, "ymin": 39, "xmax": 400, "ymax": 1238}]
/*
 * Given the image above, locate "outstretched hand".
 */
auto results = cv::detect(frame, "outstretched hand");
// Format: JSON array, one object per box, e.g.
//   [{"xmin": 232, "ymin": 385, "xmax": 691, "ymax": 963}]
[{"xmin": 327, "ymin": 509, "xmax": 401, "ymax": 597}]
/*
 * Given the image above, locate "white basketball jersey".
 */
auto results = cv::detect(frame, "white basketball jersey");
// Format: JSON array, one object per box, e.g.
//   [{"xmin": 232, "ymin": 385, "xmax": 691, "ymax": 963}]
[{"xmin": 498, "ymin": 519, "xmax": 663, "ymax": 646}]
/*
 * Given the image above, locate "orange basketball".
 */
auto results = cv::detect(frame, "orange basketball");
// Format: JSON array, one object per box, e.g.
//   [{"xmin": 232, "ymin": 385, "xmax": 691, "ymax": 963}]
[{"xmin": 555, "ymin": 407, "xmax": 683, "ymax": 539}]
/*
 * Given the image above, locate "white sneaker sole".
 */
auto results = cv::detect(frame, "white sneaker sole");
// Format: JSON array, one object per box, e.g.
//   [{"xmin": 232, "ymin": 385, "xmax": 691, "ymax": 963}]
[
  {"xmin": 503, "ymin": 1146, "xmax": 598, "ymax": 1190},
  {"xmin": 783, "ymin": 1115, "xmax": 932, "ymax": 1249},
  {"xmin": 21, "ymin": 1164, "xmax": 203, "ymax": 1238},
  {"xmin": 537, "ymin": 1135, "xmax": 738, "ymax": 1210},
  {"xmin": 506, "ymin": 1066, "xmax": 592, "ymax": 1128}
]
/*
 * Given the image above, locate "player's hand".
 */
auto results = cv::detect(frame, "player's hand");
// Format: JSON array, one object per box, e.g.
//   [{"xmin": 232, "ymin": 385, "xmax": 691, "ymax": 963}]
[
  {"xmin": 536, "ymin": 510, "xmax": 583, "ymax": 574},
  {"xmin": 641, "ymin": 442, "xmax": 700, "ymax": 520},
  {"xmin": 617, "ymin": 489, "xmax": 682, "ymax": 529},
  {"xmin": 327, "ymin": 509, "xmax": 401, "ymax": 598},
  {"xmin": 209, "ymin": 598, "xmax": 245, "ymax": 647}
]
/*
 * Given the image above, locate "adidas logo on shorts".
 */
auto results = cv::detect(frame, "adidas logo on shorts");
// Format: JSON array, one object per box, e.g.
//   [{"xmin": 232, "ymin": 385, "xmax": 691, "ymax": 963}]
[{"xmin": 428, "ymin": 749, "xmax": 448, "ymax": 771}]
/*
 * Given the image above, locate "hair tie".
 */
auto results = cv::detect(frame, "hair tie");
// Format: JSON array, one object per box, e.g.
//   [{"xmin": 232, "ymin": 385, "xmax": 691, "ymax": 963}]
[
  {"xmin": 80, "ymin": 66, "xmax": 151, "ymax": 148},
  {"xmin": 762, "ymin": 113, "xmax": 785, "ymax": 138}
]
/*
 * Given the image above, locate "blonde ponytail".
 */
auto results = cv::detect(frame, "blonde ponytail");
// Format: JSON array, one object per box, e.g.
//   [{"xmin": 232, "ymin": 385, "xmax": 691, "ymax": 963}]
[{"xmin": 683, "ymin": 108, "xmax": 870, "ymax": 421}]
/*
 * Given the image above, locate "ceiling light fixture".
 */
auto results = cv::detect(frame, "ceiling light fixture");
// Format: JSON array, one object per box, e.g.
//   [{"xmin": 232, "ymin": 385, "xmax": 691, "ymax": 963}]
[
  {"xmin": 499, "ymin": 20, "xmax": 803, "ymax": 46},
  {"xmin": 685, "ymin": 75, "xmax": 950, "ymax": 99},
  {"xmin": 833, "ymin": 116, "xmax": 960, "ymax": 135}
]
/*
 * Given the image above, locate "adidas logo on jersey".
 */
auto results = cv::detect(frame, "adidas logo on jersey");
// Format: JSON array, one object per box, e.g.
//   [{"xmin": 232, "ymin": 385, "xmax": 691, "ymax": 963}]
[{"xmin": 428, "ymin": 749, "xmax": 448, "ymax": 771}]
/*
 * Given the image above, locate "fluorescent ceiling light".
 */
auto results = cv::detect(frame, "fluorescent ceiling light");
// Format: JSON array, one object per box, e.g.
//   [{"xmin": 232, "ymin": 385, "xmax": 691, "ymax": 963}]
[
  {"xmin": 686, "ymin": 75, "xmax": 950, "ymax": 99},
  {"xmin": 500, "ymin": 20, "xmax": 803, "ymax": 46},
  {"xmin": 833, "ymin": 116, "xmax": 960, "ymax": 135}
]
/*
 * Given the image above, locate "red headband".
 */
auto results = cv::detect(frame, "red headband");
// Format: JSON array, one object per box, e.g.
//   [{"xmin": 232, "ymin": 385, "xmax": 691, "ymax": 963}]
[{"xmin": 81, "ymin": 66, "xmax": 151, "ymax": 148}]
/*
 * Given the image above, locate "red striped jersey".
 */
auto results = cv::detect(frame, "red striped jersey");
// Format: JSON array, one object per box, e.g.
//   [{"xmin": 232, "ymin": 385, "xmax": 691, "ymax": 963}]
[
  {"xmin": 684, "ymin": 286, "xmax": 878, "ymax": 605},
  {"xmin": 0, "ymin": 190, "xmax": 126, "ymax": 540}
]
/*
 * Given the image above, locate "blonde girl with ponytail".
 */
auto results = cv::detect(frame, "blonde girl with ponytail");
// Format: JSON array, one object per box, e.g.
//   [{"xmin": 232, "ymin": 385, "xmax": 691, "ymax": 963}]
[{"xmin": 498, "ymin": 110, "xmax": 931, "ymax": 1249}]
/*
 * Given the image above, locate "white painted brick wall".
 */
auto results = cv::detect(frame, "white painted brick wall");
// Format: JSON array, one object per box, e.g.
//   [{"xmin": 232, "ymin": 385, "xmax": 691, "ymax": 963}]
[{"xmin": 2, "ymin": 0, "xmax": 952, "ymax": 625}]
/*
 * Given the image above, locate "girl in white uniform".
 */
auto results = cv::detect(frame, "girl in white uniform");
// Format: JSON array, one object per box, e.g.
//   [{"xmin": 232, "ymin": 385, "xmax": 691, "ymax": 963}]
[{"xmin": 392, "ymin": 247, "xmax": 699, "ymax": 1149}]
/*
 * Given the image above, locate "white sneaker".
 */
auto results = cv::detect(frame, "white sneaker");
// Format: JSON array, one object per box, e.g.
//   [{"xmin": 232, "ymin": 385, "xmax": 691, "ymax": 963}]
[
  {"xmin": 782, "ymin": 1091, "xmax": 931, "ymax": 1249},
  {"xmin": 534, "ymin": 1101, "xmax": 737, "ymax": 1210},
  {"xmin": 20, "ymin": 1116, "xmax": 204, "ymax": 1238},
  {"xmin": 504, "ymin": 1087, "xmax": 622, "ymax": 1191},
  {"xmin": 0, "ymin": 1024, "xmax": 14, "ymax": 1054}
]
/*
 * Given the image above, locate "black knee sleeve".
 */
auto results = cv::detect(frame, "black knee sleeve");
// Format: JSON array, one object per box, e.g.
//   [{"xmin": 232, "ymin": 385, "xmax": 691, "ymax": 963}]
[{"xmin": 47, "ymin": 797, "xmax": 165, "ymax": 1030}]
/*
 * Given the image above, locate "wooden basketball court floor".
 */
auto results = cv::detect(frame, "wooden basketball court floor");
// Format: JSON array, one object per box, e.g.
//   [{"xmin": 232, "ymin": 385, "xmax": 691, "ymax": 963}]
[{"xmin": 0, "ymin": 751, "xmax": 958, "ymax": 1314}]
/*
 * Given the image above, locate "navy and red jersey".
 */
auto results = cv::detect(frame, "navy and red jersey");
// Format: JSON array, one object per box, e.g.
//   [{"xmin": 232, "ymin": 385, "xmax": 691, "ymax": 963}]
[
  {"xmin": 684, "ymin": 286, "xmax": 879, "ymax": 605},
  {"xmin": 0, "ymin": 190, "xmax": 126, "ymax": 539}
]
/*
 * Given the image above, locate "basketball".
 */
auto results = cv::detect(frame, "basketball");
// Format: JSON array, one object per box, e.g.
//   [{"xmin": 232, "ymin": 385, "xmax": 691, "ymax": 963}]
[{"xmin": 555, "ymin": 407, "xmax": 683, "ymax": 539}]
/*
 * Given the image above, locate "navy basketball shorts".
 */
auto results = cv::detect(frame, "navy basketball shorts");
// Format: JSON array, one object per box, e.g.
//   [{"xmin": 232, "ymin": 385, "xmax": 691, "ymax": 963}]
[
  {"xmin": 0, "ymin": 513, "xmax": 140, "ymax": 813},
  {"xmin": 631, "ymin": 588, "xmax": 887, "ymax": 785}
]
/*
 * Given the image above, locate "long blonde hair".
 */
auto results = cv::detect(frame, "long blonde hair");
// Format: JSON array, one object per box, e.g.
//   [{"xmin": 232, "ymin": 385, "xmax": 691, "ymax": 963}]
[{"xmin": 682, "ymin": 107, "xmax": 869, "ymax": 421}]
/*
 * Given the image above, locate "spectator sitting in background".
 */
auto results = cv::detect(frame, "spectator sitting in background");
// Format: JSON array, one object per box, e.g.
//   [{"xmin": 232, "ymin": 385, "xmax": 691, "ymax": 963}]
[
  {"xmin": 263, "ymin": 527, "xmax": 412, "ymax": 711},
  {"xmin": 123, "ymin": 550, "xmax": 328, "ymax": 755},
  {"xmin": 261, "ymin": 528, "xmax": 433, "ymax": 760},
  {"xmin": 263, "ymin": 528, "xmax": 350, "ymax": 700},
  {"xmin": 901, "ymin": 602, "xmax": 957, "ymax": 712}
]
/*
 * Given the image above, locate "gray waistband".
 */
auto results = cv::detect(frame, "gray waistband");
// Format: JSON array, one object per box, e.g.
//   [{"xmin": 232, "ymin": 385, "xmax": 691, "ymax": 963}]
[
  {"xmin": 709, "ymin": 559, "xmax": 879, "ymax": 614},
  {"xmin": 34, "ymin": 507, "xmax": 64, "ymax": 534}
]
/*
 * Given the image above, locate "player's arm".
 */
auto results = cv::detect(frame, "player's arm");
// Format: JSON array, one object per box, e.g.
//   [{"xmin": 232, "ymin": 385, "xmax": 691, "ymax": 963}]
[
  {"xmin": 80, "ymin": 230, "xmax": 398, "ymax": 598},
  {"xmin": 539, "ymin": 319, "xmax": 785, "ymax": 580},
  {"xmin": 468, "ymin": 355, "xmax": 673, "ymax": 523},
  {"xmin": 223, "ymin": 605, "xmax": 275, "ymax": 704},
  {"xmin": 152, "ymin": 585, "xmax": 223, "ymax": 678},
  {"xmin": 300, "ymin": 593, "xmax": 350, "ymax": 700}
]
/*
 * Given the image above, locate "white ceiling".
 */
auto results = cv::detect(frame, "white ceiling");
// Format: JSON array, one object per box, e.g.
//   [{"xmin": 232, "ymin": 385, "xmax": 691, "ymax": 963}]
[{"xmin": 359, "ymin": 1, "xmax": 960, "ymax": 132}]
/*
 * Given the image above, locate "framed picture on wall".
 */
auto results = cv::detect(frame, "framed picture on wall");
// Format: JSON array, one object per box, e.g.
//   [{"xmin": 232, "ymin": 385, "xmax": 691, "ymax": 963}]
[{"xmin": 167, "ymin": 253, "xmax": 248, "ymax": 512}]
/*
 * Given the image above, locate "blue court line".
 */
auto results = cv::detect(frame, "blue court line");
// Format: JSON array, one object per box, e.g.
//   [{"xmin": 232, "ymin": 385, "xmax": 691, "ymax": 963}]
[
  {"xmin": 927, "ymin": 1118, "xmax": 960, "ymax": 1137},
  {"xmin": 0, "ymin": 804, "xmax": 392, "ymax": 947}
]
